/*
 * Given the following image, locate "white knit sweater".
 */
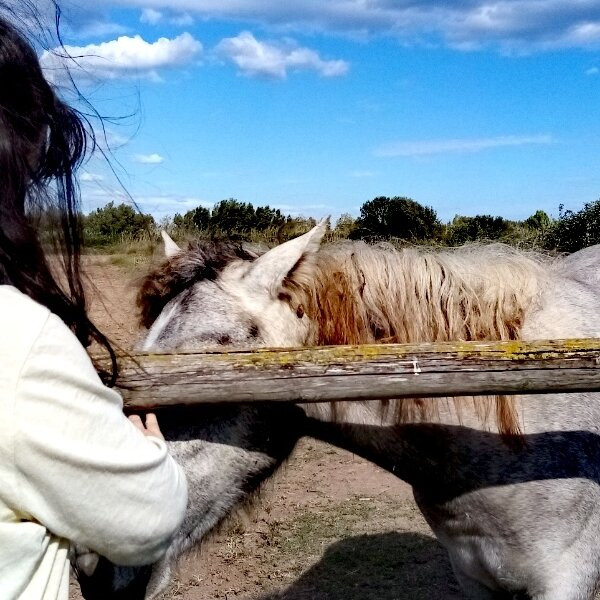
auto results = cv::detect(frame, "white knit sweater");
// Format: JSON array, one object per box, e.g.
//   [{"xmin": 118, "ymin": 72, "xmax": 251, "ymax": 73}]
[{"xmin": 0, "ymin": 286, "xmax": 187, "ymax": 599}]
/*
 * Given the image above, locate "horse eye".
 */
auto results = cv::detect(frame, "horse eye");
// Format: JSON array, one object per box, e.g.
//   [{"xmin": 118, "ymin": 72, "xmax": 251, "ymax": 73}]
[{"xmin": 296, "ymin": 304, "xmax": 305, "ymax": 319}]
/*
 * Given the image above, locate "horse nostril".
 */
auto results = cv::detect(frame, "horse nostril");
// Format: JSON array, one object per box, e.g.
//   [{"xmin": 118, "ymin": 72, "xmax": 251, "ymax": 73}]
[
  {"xmin": 218, "ymin": 334, "xmax": 231, "ymax": 345},
  {"xmin": 296, "ymin": 304, "xmax": 305, "ymax": 318}
]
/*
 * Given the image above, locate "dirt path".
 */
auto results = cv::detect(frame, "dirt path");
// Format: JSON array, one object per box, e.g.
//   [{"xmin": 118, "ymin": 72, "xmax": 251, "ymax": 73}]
[
  {"xmin": 73, "ymin": 258, "xmax": 461, "ymax": 600},
  {"xmin": 169, "ymin": 439, "xmax": 461, "ymax": 600},
  {"xmin": 84, "ymin": 255, "xmax": 144, "ymax": 349}
]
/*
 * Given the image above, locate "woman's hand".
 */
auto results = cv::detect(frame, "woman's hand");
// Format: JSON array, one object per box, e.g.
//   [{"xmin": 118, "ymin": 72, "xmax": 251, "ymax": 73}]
[{"xmin": 128, "ymin": 413, "xmax": 165, "ymax": 441}]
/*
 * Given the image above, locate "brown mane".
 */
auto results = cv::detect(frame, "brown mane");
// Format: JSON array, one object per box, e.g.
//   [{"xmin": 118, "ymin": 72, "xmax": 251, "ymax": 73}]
[
  {"xmin": 283, "ymin": 241, "xmax": 547, "ymax": 436},
  {"xmin": 136, "ymin": 241, "xmax": 256, "ymax": 329}
]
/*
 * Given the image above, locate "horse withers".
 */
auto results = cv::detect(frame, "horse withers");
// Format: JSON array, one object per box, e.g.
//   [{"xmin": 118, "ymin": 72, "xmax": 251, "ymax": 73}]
[{"xmin": 79, "ymin": 222, "xmax": 600, "ymax": 599}]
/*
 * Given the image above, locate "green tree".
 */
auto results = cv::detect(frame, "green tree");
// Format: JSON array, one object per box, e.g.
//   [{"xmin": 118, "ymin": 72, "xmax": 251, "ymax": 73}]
[
  {"xmin": 173, "ymin": 206, "xmax": 211, "ymax": 232},
  {"xmin": 173, "ymin": 212, "xmax": 191, "ymax": 231},
  {"xmin": 254, "ymin": 205, "xmax": 286, "ymax": 230},
  {"xmin": 210, "ymin": 199, "xmax": 256, "ymax": 234},
  {"xmin": 352, "ymin": 196, "xmax": 442, "ymax": 241},
  {"xmin": 525, "ymin": 210, "xmax": 552, "ymax": 232},
  {"xmin": 83, "ymin": 202, "xmax": 155, "ymax": 246}
]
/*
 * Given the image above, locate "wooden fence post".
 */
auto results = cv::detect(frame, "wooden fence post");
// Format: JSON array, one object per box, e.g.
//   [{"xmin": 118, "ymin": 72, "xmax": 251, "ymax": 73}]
[{"xmin": 91, "ymin": 339, "xmax": 600, "ymax": 409}]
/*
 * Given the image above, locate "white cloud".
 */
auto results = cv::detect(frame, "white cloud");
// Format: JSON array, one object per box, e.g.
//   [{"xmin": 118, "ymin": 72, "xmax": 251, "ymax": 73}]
[
  {"xmin": 564, "ymin": 21, "xmax": 600, "ymax": 46},
  {"xmin": 89, "ymin": 129, "xmax": 132, "ymax": 157},
  {"xmin": 70, "ymin": 20, "xmax": 130, "ymax": 39},
  {"xmin": 80, "ymin": 184, "xmax": 212, "ymax": 218},
  {"xmin": 375, "ymin": 134, "xmax": 554, "ymax": 157},
  {"xmin": 171, "ymin": 13, "xmax": 194, "ymax": 26},
  {"xmin": 133, "ymin": 153, "xmax": 165, "ymax": 164},
  {"xmin": 105, "ymin": 1, "xmax": 600, "ymax": 52},
  {"xmin": 138, "ymin": 7, "xmax": 194, "ymax": 26},
  {"xmin": 215, "ymin": 31, "xmax": 348, "ymax": 79},
  {"xmin": 586, "ymin": 66, "xmax": 599, "ymax": 76},
  {"xmin": 40, "ymin": 32, "xmax": 202, "ymax": 84},
  {"xmin": 135, "ymin": 195, "xmax": 212, "ymax": 218},
  {"xmin": 140, "ymin": 8, "xmax": 162, "ymax": 24},
  {"xmin": 0, "ymin": 2, "xmax": 127, "ymax": 42},
  {"xmin": 80, "ymin": 172, "xmax": 105, "ymax": 182},
  {"xmin": 103, "ymin": 130, "xmax": 131, "ymax": 148}
]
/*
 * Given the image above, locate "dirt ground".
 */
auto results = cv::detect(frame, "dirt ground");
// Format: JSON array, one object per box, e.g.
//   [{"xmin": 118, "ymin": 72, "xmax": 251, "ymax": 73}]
[{"xmin": 72, "ymin": 255, "xmax": 462, "ymax": 600}]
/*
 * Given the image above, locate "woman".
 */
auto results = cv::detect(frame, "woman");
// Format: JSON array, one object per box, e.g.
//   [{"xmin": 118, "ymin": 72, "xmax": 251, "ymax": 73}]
[{"xmin": 0, "ymin": 6, "xmax": 188, "ymax": 600}]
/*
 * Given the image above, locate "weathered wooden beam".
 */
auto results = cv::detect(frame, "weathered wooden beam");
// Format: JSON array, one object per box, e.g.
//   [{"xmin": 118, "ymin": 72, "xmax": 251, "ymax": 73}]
[{"xmin": 96, "ymin": 339, "xmax": 600, "ymax": 409}]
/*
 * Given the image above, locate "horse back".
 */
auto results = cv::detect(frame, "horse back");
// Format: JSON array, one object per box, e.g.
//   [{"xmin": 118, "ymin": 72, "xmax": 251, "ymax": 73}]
[{"xmin": 556, "ymin": 244, "xmax": 600, "ymax": 290}]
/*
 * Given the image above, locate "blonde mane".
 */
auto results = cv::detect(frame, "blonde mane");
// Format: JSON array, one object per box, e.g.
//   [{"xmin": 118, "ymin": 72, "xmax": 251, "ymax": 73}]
[{"xmin": 283, "ymin": 241, "xmax": 548, "ymax": 436}]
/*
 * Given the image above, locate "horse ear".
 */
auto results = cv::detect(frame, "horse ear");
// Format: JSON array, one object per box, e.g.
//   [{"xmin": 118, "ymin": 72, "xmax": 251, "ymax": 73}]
[
  {"xmin": 161, "ymin": 231, "xmax": 181, "ymax": 258},
  {"xmin": 247, "ymin": 218, "xmax": 328, "ymax": 292}
]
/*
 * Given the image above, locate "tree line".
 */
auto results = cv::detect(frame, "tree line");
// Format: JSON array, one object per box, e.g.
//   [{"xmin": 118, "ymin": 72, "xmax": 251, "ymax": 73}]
[{"xmin": 81, "ymin": 196, "xmax": 600, "ymax": 253}]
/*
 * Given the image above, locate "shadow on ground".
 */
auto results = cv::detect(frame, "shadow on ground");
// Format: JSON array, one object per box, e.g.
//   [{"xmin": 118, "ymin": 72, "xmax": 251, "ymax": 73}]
[{"xmin": 258, "ymin": 531, "xmax": 463, "ymax": 600}]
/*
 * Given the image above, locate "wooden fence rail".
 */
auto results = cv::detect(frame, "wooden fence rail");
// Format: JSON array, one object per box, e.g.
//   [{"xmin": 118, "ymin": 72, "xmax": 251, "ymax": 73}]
[{"xmin": 95, "ymin": 339, "xmax": 600, "ymax": 410}]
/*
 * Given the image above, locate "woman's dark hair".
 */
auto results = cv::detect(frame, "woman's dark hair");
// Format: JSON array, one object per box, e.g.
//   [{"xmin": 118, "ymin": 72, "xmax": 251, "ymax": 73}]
[{"xmin": 0, "ymin": 9, "xmax": 116, "ymax": 383}]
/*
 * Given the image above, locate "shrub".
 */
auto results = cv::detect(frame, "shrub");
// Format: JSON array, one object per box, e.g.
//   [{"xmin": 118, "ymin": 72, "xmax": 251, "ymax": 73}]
[{"xmin": 545, "ymin": 200, "xmax": 600, "ymax": 252}]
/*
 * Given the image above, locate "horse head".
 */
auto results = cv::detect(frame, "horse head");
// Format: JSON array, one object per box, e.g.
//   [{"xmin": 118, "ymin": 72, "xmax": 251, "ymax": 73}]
[{"xmin": 138, "ymin": 220, "xmax": 328, "ymax": 353}]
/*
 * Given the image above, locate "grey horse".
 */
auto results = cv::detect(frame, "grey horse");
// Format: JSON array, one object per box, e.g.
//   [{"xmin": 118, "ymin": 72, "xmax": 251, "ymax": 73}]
[{"xmin": 78, "ymin": 224, "xmax": 600, "ymax": 600}]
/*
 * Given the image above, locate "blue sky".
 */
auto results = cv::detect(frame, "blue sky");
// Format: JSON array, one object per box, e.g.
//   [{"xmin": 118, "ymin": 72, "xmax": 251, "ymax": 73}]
[{"xmin": 32, "ymin": 1, "xmax": 600, "ymax": 222}]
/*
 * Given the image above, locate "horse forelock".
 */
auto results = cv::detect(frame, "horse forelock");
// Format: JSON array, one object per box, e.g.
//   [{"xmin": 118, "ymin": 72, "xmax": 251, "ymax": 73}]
[
  {"xmin": 136, "ymin": 241, "xmax": 256, "ymax": 329},
  {"xmin": 283, "ymin": 241, "xmax": 548, "ymax": 436}
]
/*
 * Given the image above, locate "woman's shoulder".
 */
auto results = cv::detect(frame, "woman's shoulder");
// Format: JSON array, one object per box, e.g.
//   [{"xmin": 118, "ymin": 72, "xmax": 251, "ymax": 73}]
[
  {"xmin": 0, "ymin": 285, "xmax": 94, "ymax": 381},
  {"xmin": 0, "ymin": 284, "xmax": 115, "ymax": 408},
  {"xmin": 0, "ymin": 284, "xmax": 50, "ymax": 315}
]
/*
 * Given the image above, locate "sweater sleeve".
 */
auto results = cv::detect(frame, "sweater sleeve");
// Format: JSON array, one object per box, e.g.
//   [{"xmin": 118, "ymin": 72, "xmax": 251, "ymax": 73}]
[{"xmin": 12, "ymin": 312, "xmax": 188, "ymax": 566}]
